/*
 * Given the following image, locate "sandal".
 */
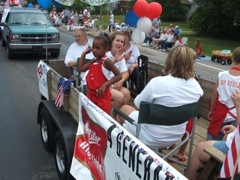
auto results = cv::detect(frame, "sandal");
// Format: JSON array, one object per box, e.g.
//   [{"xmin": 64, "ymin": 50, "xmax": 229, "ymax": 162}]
[{"xmin": 168, "ymin": 155, "xmax": 187, "ymax": 162}]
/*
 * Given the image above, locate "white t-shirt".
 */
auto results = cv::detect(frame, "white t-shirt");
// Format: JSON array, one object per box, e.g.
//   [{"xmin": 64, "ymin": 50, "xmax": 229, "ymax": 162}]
[
  {"xmin": 226, "ymin": 128, "xmax": 237, "ymax": 148},
  {"xmin": 123, "ymin": 74, "xmax": 203, "ymax": 148},
  {"xmin": 217, "ymin": 71, "xmax": 240, "ymax": 122},
  {"xmin": 104, "ymin": 51, "xmax": 127, "ymax": 80},
  {"xmin": 124, "ymin": 43, "xmax": 140, "ymax": 68},
  {"xmin": 64, "ymin": 40, "xmax": 94, "ymax": 67}
]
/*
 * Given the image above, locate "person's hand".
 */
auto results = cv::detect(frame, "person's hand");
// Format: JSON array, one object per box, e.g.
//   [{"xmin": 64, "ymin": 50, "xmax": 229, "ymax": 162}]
[
  {"xmin": 207, "ymin": 111, "xmax": 214, "ymax": 120},
  {"xmin": 96, "ymin": 84, "xmax": 106, "ymax": 97},
  {"xmin": 114, "ymin": 46, "xmax": 126, "ymax": 62},
  {"xmin": 231, "ymin": 89, "xmax": 240, "ymax": 108},
  {"xmin": 222, "ymin": 125, "xmax": 236, "ymax": 135},
  {"xmin": 83, "ymin": 46, "xmax": 92, "ymax": 55},
  {"xmin": 124, "ymin": 53, "xmax": 131, "ymax": 60}
]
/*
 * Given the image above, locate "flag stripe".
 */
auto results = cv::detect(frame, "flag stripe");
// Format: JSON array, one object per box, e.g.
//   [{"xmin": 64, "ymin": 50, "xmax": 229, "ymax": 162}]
[{"xmin": 220, "ymin": 124, "xmax": 240, "ymax": 178}]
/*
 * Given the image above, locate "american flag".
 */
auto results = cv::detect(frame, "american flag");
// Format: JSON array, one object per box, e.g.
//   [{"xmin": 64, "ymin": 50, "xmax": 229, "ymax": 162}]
[
  {"xmin": 55, "ymin": 77, "xmax": 73, "ymax": 109},
  {"xmin": 219, "ymin": 124, "xmax": 240, "ymax": 178}
]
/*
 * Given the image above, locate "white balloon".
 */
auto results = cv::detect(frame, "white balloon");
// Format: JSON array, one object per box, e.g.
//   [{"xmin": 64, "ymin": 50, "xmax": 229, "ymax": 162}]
[
  {"xmin": 131, "ymin": 28, "xmax": 145, "ymax": 44},
  {"xmin": 137, "ymin": 17, "xmax": 152, "ymax": 33}
]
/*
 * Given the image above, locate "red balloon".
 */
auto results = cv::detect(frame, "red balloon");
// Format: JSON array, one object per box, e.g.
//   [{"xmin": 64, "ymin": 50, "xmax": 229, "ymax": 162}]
[
  {"xmin": 133, "ymin": 0, "xmax": 149, "ymax": 17},
  {"xmin": 146, "ymin": 2, "xmax": 162, "ymax": 20}
]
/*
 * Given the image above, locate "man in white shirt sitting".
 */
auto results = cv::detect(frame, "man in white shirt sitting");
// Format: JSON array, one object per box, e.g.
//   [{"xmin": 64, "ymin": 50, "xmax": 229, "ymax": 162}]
[{"xmin": 64, "ymin": 29, "xmax": 93, "ymax": 68}]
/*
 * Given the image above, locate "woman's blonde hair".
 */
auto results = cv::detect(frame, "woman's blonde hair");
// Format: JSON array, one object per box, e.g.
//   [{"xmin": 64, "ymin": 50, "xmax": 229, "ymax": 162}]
[
  {"xmin": 109, "ymin": 31, "xmax": 125, "ymax": 45},
  {"xmin": 164, "ymin": 45, "xmax": 196, "ymax": 80}
]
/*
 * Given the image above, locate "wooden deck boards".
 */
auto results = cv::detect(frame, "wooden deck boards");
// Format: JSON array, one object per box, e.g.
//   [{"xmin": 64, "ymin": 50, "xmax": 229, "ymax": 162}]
[{"xmin": 167, "ymin": 117, "xmax": 209, "ymax": 175}]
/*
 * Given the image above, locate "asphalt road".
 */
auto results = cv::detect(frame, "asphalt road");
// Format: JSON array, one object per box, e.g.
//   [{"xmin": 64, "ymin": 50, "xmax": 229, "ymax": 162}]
[
  {"xmin": 0, "ymin": 31, "xmax": 74, "ymax": 179},
  {"xmin": 0, "ymin": 28, "xmax": 232, "ymax": 179}
]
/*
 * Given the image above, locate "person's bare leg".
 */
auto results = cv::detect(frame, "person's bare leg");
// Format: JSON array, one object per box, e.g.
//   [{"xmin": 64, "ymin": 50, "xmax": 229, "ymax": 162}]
[
  {"xmin": 187, "ymin": 140, "xmax": 215, "ymax": 180},
  {"xmin": 119, "ymin": 87, "xmax": 131, "ymax": 105},
  {"xmin": 115, "ymin": 105, "xmax": 136, "ymax": 125},
  {"xmin": 111, "ymin": 89, "xmax": 124, "ymax": 109}
]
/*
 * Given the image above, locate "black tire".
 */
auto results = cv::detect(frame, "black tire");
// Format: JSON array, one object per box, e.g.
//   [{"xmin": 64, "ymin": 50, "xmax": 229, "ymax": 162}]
[
  {"xmin": 217, "ymin": 58, "xmax": 221, "ymax": 63},
  {"xmin": 39, "ymin": 107, "xmax": 56, "ymax": 152},
  {"xmin": 2, "ymin": 37, "xmax": 6, "ymax": 47},
  {"xmin": 227, "ymin": 59, "xmax": 232, "ymax": 65},
  {"xmin": 54, "ymin": 131, "xmax": 69, "ymax": 180},
  {"xmin": 211, "ymin": 56, "xmax": 215, "ymax": 61},
  {"xmin": 51, "ymin": 50, "xmax": 60, "ymax": 58},
  {"xmin": 7, "ymin": 43, "xmax": 14, "ymax": 59},
  {"xmin": 221, "ymin": 59, "xmax": 226, "ymax": 65}
]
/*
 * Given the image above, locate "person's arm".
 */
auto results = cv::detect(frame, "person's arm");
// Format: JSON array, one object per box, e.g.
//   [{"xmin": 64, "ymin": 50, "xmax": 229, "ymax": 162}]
[
  {"xmin": 115, "ymin": 71, "xmax": 129, "ymax": 90},
  {"xmin": 77, "ymin": 46, "xmax": 92, "ymax": 72},
  {"xmin": 97, "ymin": 58, "xmax": 122, "ymax": 97},
  {"xmin": 208, "ymin": 82, "xmax": 219, "ymax": 120}
]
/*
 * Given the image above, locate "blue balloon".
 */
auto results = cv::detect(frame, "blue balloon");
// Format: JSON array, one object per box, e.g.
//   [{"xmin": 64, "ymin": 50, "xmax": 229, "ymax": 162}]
[
  {"xmin": 52, "ymin": 0, "xmax": 62, "ymax": 8},
  {"xmin": 37, "ymin": 0, "xmax": 52, "ymax": 10},
  {"xmin": 28, "ymin": 3, "xmax": 33, "ymax": 8},
  {"xmin": 125, "ymin": 10, "xmax": 139, "ymax": 28}
]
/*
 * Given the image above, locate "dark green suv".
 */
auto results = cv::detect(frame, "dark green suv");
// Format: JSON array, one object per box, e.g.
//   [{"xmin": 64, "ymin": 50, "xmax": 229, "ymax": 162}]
[{"xmin": 0, "ymin": 7, "xmax": 61, "ymax": 59}]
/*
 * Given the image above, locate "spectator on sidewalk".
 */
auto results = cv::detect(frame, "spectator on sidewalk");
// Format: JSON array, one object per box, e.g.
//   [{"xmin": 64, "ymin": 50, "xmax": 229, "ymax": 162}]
[
  {"xmin": 159, "ymin": 29, "xmax": 175, "ymax": 52},
  {"xmin": 152, "ymin": 17, "xmax": 161, "ymax": 34},
  {"xmin": 142, "ymin": 26, "xmax": 158, "ymax": 47},
  {"xmin": 152, "ymin": 29, "xmax": 168, "ymax": 49},
  {"xmin": 63, "ymin": 7, "xmax": 70, "ymax": 25}
]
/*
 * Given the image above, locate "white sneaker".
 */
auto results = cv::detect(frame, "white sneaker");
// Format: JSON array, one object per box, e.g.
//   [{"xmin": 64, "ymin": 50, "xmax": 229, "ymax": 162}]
[
  {"xmin": 163, "ymin": 49, "xmax": 166, "ymax": 52},
  {"xmin": 142, "ymin": 43, "xmax": 147, "ymax": 46}
]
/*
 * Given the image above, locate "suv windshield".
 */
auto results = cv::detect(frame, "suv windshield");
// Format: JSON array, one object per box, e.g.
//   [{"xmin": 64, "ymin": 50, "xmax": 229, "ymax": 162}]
[{"xmin": 9, "ymin": 12, "xmax": 52, "ymax": 26}]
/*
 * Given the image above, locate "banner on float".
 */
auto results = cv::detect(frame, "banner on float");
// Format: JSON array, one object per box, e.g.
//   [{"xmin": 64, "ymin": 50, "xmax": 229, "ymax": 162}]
[{"xmin": 70, "ymin": 92, "xmax": 187, "ymax": 180}]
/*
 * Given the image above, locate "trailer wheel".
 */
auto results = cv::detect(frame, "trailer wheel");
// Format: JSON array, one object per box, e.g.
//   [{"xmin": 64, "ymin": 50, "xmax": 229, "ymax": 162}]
[
  {"xmin": 211, "ymin": 56, "xmax": 215, "ymax": 61},
  {"xmin": 227, "ymin": 59, "xmax": 232, "ymax": 65},
  {"xmin": 221, "ymin": 59, "xmax": 226, "ymax": 65},
  {"xmin": 54, "ymin": 131, "xmax": 68, "ymax": 180},
  {"xmin": 39, "ymin": 107, "xmax": 56, "ymax": 152}
]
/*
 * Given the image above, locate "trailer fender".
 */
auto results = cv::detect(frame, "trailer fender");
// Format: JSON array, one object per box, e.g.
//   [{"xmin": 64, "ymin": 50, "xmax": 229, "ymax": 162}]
[{"xmin": 37, "ymin": 101, "xmax": 78, "ymax": 177}]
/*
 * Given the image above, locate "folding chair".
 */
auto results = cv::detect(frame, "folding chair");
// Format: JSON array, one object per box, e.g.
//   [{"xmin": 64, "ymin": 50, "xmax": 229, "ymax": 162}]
[
  {"xmin": 112, "ymin": 101, "xmax": 199, "ymax": 175},
  {"xmin": 126, "ymin": 55, "xmax": 148, "ymax": 96}
]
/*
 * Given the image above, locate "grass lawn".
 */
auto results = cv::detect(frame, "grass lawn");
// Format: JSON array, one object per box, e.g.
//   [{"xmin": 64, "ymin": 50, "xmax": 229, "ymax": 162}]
[{"xmin": 94, "ymin": 15, "xmax": 239, "ymax": 57}]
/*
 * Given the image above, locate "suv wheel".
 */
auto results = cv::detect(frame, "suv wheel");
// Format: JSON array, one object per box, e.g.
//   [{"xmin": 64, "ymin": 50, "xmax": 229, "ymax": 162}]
[
  {"xmin": 7, "ymin": 44, "xmax": 14, "ymax": 59},
  {"xmin": 51, "ymin": 50, "xmax": 60, "ymax": 58},
  {"xmin": 2, "ymin": 37, "xmax": 6, "ymax": 47}
]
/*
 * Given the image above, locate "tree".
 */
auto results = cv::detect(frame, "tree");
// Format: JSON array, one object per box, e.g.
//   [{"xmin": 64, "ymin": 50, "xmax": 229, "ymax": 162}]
[
  {"xmin": 190, "ymin": 0, "xmax": 240, "ymax": 38},
  {"xmin": 157, "ymin": 0, "xmax": 186, "ymax": 21}
]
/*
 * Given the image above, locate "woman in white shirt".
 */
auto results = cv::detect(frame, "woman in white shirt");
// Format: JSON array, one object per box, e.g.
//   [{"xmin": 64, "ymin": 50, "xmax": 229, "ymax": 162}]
[{"xmin": 116, "ymin": 45, "xmax": 203, "ymax": 149}]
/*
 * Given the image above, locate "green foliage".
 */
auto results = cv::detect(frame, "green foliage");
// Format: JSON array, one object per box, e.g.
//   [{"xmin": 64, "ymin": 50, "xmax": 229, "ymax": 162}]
[
  {"xmin": 157, "ymin": 0, "xmax": 186, "ymax": 21},
  {"xmin": 190, "ymin": 0, "xmax": 240, "ymax": 38}
]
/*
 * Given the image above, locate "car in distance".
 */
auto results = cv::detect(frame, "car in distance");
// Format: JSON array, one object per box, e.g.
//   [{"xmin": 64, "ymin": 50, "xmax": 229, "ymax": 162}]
[{"xmin": 0, "ymin": 7, "xmax": 61, "ymax": 59}]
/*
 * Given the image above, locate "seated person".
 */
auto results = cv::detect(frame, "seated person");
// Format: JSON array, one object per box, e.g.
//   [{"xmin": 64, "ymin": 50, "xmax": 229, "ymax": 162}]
[
  {"xmin": 195, "ymin": 39, "xmax": 202, "ymax": 59},
  {"xmin": 84, "ymin": 17, "xmax": 95, "ymax": 29},
  {"xmin": 151, "ymin": 29, "xmax": 168, "ymax": 49},
  {"xmin": 122, "ymin": 30, "xmax": 142, "ymax": 93},
  {"xmin": 172, "ymin": 33, "xmax": 183, "ymax": 48},
  {"xmin": 106, "ymin": 31, "xmax": 131, "ymax": 109},
  {"xmin": 174, "ymin": 25, "xmax": 181, "ymax": 36},
  {"xmin": 142, "ymin": 26, "xmax": 158, "ymax": 47},
  {"xmin": 116, "ymin": 45, "xmax": 203, "ymax": 149},
  {"xmin": 159, "ymin": 29, "xmax": 175, "ymax": 52},
  {"xmin": 187, "ymin": 89, "xmax": 240, "ymax": 180},
  {"xmin": 64, "ymin": 29, "xmax": 93, "ymax": 68},
  {"xmin": 114, "ymin": 19, "xmax": 121, "ymax": 30}
]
